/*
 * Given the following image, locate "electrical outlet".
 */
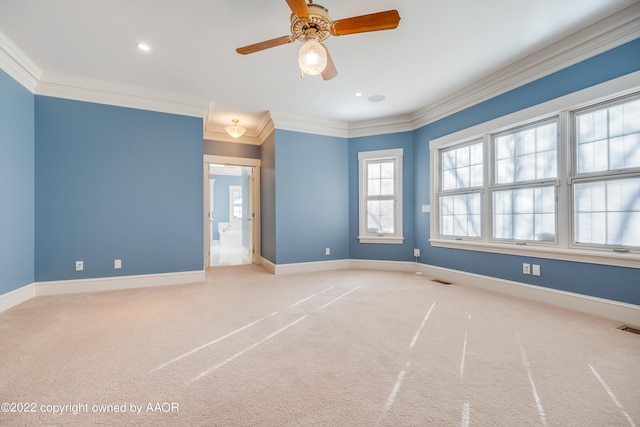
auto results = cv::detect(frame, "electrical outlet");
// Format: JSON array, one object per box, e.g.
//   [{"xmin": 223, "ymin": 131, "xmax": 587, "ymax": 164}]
[
  {"xmin": 325, "ymin": 248, "xmax": 330, "ymax": 256},
  {"xmin": 523, "ymin": 263, "xmax": 531, "ymax": 275},
  {"xmin": 532, "ymin": 264, "xmax": 540, "ymax": 276},
  {"xmin": 413, "ymin": 248, "xmax": 420, "ymax": 257},
  {"xmin": 114, "ymin": 259, "xmax": 122, "ymax": 269},
  {"xmin": 75, "ymin": 261, "xmax": 83, "ymax": 271}
]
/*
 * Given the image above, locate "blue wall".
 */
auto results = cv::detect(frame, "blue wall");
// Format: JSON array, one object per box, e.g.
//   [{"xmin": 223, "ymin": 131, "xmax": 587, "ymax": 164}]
[
  {"xmin": 34, "ymin": 96, "xmax": 203, "ymax": 281},
  {"xmin": 0, "ymin": 70, "xmax": 34, "ymax": 294},
  {"xmin": 275, "ymin": 130, "xmax": 349, "ymax": 264},
  {"xmin": 413, "ymin": 38, "xmax": 640, "ymax": 305},
  {"xmin": 1, "ymin": 36, "xmax": 638, "ymax": 307},
  {"xmin": 348, "ymin": 132, "xmax": 414, "ymax": 261}
]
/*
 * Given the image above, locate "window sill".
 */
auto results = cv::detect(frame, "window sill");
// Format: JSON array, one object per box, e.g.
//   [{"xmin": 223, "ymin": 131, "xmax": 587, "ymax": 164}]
[
  {"xmin": 359, "ymin": 236, "xmax": 405, "ymax": 245},
  {"xmin": 429, "ymin": 238, "xmax": 639, "ymax": 269}
]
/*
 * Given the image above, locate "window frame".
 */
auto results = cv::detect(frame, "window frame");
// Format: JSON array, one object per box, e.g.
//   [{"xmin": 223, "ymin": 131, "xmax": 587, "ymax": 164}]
[
  {"xmin": 569, "ymin": 93, "xmax": 640, "ymax": 251},
  {"xmin": 429, "ymin": 72, "xmax": 640, "ymax": 268},
  {"xmin": 437, "ymin": 138, "xmax": 484, "ymax": 240},
  {"xmin": 489, "ymin": 117, "xmax": 560, "ymax": 245},
  {"xmin": 358, "ymin": 148, "xmax": 404, "ymax": 244}
]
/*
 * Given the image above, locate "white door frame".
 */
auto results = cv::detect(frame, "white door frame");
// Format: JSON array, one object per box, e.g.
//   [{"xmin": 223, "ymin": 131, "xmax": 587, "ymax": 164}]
[{"xmin": 203, "ymin": 155, "xmax": 261, "ymax": 268}]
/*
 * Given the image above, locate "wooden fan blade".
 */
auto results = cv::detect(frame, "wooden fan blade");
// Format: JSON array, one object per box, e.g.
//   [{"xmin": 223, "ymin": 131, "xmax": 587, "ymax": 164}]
[
  {"xmin": 321, "ymin": 45, "xmax": 337, "ymax": 81},
  {"xmin": 286, "ymin": 0, "xmax": 309, "ymax": 19},
  {"xmin": 236, "ymin": 36, "xmax": 294, "ymax": 55},
  {"xmin": 330, "ymin": 10, "xmax": 400, "ymax": 36}
]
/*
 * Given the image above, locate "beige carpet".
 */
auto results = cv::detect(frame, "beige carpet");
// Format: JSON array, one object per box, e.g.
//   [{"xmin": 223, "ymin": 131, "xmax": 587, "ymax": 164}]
[{"xmin": 1, "ymin": 265, "xmax": 639, "ymax": 426}]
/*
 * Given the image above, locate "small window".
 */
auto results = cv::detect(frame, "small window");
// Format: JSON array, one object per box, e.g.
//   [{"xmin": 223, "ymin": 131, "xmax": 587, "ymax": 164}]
[{"xmin": 358, "ymin": 149, "xmax": 403, "ymax": 244}]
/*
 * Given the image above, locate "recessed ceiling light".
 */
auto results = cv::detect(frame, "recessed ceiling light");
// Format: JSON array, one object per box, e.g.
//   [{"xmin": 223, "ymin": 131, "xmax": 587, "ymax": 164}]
[
  {"xmin": 136, "ymin": 43, "xmax": 151, "ymax": 52},
  {"xmin": 354, "ymin": 92, "xmax": 363, "ymax": 97},
  {"xmin": 368, "ymin": 94, "xmax": 386, "ymax": 103}
]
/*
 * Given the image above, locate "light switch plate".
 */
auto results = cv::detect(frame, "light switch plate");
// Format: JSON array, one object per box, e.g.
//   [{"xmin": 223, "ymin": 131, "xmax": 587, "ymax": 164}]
[{"xmin": 532, "ymin": 264, "xmax": 540, "ymax": 276}]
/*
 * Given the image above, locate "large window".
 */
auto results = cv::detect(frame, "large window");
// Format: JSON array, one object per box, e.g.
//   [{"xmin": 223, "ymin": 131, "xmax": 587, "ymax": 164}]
[
  {"xmin": 430, "ymin": 83, "xmax": 640, "ymax": 267},
  {"xmin": 358, "ymin": 149, "xmax": 403, "ymax": 244}
]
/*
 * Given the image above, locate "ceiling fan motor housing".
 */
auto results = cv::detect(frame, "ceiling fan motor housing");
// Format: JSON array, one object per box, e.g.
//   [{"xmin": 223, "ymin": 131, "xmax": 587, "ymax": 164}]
[{"xmin": 290, "ymin": 4, "xmax": 332, "ymax": 42}]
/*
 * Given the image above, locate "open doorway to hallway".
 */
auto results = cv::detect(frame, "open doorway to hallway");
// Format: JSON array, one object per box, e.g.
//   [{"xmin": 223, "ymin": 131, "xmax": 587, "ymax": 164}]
[
  {"xmin": 204, "ymin": 155, "xmax": 261, "ymax": 268},
  {"xmin": 209, "ymin": 164, "xmax": 253, "ymax": 266}
]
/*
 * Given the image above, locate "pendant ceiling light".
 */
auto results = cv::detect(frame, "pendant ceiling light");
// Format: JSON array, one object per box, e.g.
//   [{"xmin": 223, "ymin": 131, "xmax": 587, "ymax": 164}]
[
  {"xmin": 225, "ymin": 119, "xmax": 246, "ymax": 138},
  {"xmin": 298, "ymin": 36, "xmax": 327, "ymax": 76}
]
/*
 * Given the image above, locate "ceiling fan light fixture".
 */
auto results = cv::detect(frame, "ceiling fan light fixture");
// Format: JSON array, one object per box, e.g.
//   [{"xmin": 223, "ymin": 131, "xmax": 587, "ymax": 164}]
[
  {"xmin": 298, "ymin": 38, "xmax": 327, "ymax": 76},
  {"xmin": 225, "ymin": 119, "xmax": 246, "ymax": 138}
]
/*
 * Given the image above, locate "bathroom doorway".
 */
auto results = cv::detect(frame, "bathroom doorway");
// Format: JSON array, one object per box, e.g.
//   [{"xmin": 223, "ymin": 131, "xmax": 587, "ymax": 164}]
[{"xmin": 204, "ymin": 156, "xmax": 261, "ymax": 268}]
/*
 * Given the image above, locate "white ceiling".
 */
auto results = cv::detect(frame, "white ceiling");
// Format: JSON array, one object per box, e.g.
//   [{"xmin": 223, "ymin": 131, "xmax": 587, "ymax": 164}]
[{"xmin": 0, "ymin": 0, "xmax": 637, "ymax": 140}]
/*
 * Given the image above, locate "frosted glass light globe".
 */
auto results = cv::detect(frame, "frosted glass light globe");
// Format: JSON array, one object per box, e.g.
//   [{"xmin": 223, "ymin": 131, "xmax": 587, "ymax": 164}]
[{"xmin": 298, "ymin": 39, "xmax": 327, "ymax": 76}]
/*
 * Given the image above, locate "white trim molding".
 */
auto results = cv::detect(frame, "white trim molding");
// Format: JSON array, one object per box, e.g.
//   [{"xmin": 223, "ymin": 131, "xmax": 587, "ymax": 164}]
[
  {"xmin": 271, "ymin": 259, "xmax": 350, "ymax": 275},
  {"xmin": 1, "ymin": 4, "xmax": 638, "ymax": 138},
  {"xmin": 0, "ymin": 282, "xmax": 36, "ymax": 313},
  {"xmin": 36, "ymin": 270, "xmax": 205, "ymax": 296},
  {"xmin": 36, "ymin": 73, "xmax": 209, "ymax": 118},
  {"xmin": 0, "ymin": 30, "xmax": 41, "ymax": 92},
  {"xmin": 3, "ymin": 262, "xmax": 638, "ymax": 327},
  {"xmin": 1, "ymin": 270, "xmax": 205, "ymax": 313},
  {"xmin": 405, "ymin": 2, "xmax": 640, "ymax": 135},
  {"xmin": 416, "ymin": 263, "xmax": 640, "ymax": 327},
  {"xmin": 263, "ymin": 259, "xmax": 639, "ymax": 326},
  {"xmin": 270, "ymin": 111, "xmax": 349, "ymax": 138}
]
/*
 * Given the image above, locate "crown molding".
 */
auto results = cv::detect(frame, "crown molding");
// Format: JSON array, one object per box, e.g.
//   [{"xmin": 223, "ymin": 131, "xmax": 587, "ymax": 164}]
[
  {"xmin": 347, "ymin": 114, "xmax": 414, "ymax": 138},
  {"xmin": 0, "ymin": 30, "xmax": 41, "ymax": 92},
  {"xmin": 269, "ymin": 111, "xmax": 349, "ymax": 138},
  {"xmin": 404, "ymin": 2, "xmax": 640, "ymax": 132},
  {"xmin": 35, "ymin": 73, "xmax": 209, "ymax": 118},
  {"xmin": 2, "ymin": 3, "xmax": 639, "ymax": 138},
  {"xmin": 0, "ymin": 31, "xmax": 209, "ymax": 118},
  {"xmin": 256, "ymin": 4, "xmax": 640, "ymax": 138}
]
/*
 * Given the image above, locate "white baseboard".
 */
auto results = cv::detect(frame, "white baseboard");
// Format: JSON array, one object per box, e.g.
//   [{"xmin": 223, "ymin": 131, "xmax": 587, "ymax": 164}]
[
  {"xmin": 266, "ymin": 258, "xmax": 639, "ymax": 326},
  {"xmin": 2, "ymin": 260, "xmax": 638, "ymax": 326},
  {"xmin": 416, "ymin": 264, "xmax": 639, "ymax": 326},
  {"xmin": 260, "ymin": 257, "xmax": 276, "ymax": 274},
  {"xmin": 348, "ymin": 259, "xmax": 416, "ymax": 272},
  {"xmin": 0, "ymin": 282, "xmax": 36, "ymax": 313},
  {"xmin": 0, "ymin": 270, "xmax": 205, "ymax": 313},
  {"xmin": 36, "ymin": 270, "xmax": 205, "ymax": 296},
  {"xmin": 270, "ymin": 258, "xmax": 350, "ymax": 275}
]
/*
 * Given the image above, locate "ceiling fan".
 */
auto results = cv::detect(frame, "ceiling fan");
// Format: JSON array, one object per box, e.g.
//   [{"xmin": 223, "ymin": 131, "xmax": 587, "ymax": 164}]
[{"xmin": 236, "ymin": 0, "xmax": 401, "ymax": 80}]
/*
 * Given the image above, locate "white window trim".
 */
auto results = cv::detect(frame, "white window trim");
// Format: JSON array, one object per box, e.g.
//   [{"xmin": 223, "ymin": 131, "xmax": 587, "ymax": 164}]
[
  {"xmin": 429, "ymin": 71, "xmax": 640, "ymax": 269},
  {"xmin": 358, "ymin": 148, "xmax": 404, "ymax": 244}
]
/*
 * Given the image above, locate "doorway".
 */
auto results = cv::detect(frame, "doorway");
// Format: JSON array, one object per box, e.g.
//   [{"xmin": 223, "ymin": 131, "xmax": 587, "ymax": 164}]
[{"xmin": 204, "ymin": 156, "xmax": 261, "ymax": 268}]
